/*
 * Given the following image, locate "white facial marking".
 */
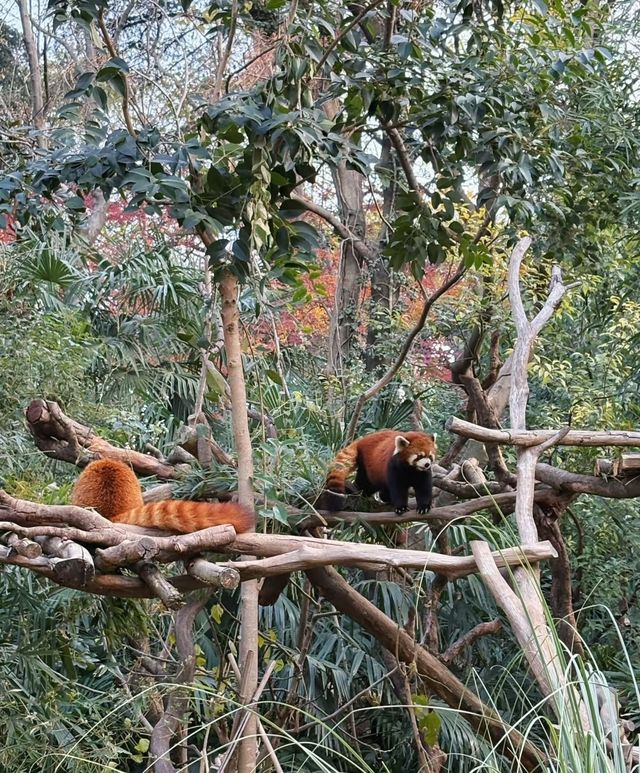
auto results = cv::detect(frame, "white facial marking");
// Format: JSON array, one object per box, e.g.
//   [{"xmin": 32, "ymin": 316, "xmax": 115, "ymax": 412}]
[
  {"xmin": 407, "ymin": 453, "xmax": 417, "ymax": 465},
  {"xmin": 415, "ymin": 457, "xmax": 432, "ymax": 470}
]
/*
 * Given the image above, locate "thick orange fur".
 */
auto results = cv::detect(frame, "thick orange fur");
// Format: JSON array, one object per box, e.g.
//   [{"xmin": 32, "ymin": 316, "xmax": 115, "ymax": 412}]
[
  {"xmin": 72, "ymin": 458, "xmax": 252, "ymax": 534},
  {"xmin": 325, "ymin": 430, "xmax": 437, "ymax": 497},
  {"xmin": 72, "ymin": 458, "xmax": 143, "ymax": 519}
]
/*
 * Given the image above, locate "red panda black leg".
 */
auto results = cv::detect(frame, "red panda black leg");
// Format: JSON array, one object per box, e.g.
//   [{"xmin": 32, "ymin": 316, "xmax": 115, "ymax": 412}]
[
  {"xmin": 387, "ymin": 474, "xmax": 410, "ymax": 514},
  {"xmin": 377, "ymin": 486, "xmax": 391, "ymax": 504},
  {"xmin": 413, "ymin": 472, "xmax": 433, "ymax": 515},
  {"xmin": 323, "ymin": 489, "xmax": 346, "ymax": 512},
  {"xmin": 355, "ymin": 466, "xmax": 375, "ymax": 496}
]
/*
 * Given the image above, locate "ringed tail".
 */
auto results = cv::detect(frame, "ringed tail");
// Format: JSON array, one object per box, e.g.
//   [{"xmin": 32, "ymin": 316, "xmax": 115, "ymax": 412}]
[
  {"xmin": 111, "ymin": 500, "xmax": 254, "ymax": 534},
  {"xmin": 324, "ymin": 441, "xmax": 359, "ymax": 511}
]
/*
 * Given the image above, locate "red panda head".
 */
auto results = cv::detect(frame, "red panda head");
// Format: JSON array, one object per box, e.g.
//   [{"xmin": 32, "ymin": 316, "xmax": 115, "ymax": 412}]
[{"xmin": 393, "ymin": 433, "xmax": 437, "ymax": 471}]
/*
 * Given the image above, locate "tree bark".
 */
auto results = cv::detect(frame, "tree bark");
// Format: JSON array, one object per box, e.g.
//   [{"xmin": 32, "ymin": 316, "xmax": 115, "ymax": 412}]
[
  {"xmin": 476, "ymin": 237, "xmax": 588, "ymax": 726},
  {"xmin": 325, "ymin": 98, "xmax": 367, "ymax": 376}
]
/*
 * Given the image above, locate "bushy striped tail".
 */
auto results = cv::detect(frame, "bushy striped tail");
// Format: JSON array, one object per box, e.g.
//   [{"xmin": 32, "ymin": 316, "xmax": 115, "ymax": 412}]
[
  {"xmin": 111, "ymin": 500, "xmax": 253, "ymax": 534},
  {"xmin": 322, "ymin": 442, "xmax": 359, "ymax": 512}
]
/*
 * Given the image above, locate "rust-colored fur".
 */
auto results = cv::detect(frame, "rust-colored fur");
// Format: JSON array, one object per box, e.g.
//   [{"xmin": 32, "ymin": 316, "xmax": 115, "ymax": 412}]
[
  {"xmin": 325, "ymin": 429, "xmax": 437, "ymax": 514},
  {"xmin": 72, "ymin": 458, "xmax": 252, "ymax": 534},
  {"xmin": 71, "ymin": 459, "xmax": 143, "ymax": 519}
]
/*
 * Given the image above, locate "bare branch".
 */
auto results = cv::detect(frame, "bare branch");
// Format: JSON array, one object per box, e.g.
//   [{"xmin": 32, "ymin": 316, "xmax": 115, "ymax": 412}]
[
  {"xmin": 441, "ymin": 619, "xmax": 502, "ymax": 664},
  {"xmin": 17, "ymin": 0, "xmax": 47, "ymax": 147},
  {"xmin": 4, "ymin": 532, "xmax": 42, "ymax": 559},
  {"xmin": 25, "ymin": 399, "xmax": 185, "ymax": 478},
  {"xmin": 222, "ymin": 537, "xmax": 558, "ymax": 580},
  {"xmin": 136, "ymin": 561, "xmax": 186, "ymax": 610},
  {"xmin": 446, "ymin": 416, "xmax": 640, "ymax": 448},
  {"xmin": 535, "ymin": 463, "xmax": 640, "ymax": 498},
  {"xmin": 316, "ymin": 0, "xmax": 388, "ymax": 70},
  {"xmin": 185, "ymin": 557, "xmax": 240, "ymax": 589},
  {"xmin": 35, "ymin": 535, "xmax": 95, "ymax": 585},
  {"xmin": 150, "ymin": 599, "xmax": 209, "ymax": 771}
]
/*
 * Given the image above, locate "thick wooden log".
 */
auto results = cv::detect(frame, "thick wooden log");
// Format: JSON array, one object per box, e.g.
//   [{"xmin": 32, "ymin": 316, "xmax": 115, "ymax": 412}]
[
  {"xmin": 136, "ymin": 561, "xmax": 185, "ymax": 609},
  {"xmin": 614, "ymin": 453, "xmax": 640, "ymax": 476},
  {"xmin": 4, "ymin": 532, "xmax": 42, "ymax": 558},
  {"xmin": 95, "ymin": 525, "xmax": 238, "ymax": 569},
  {"xmin": 185, "ymin": 557, "xmax": 240, "ymax": 589},
  {"xmin": 35, "ymin": 536, "xmax": 96, "ymax": 585}
]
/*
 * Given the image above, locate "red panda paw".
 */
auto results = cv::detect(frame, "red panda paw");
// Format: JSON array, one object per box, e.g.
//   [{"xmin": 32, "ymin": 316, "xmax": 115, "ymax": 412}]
[
  {"xmin": 416, "ymin": 506, "xmax": 430, "ymax": 515},
  {"xmin": 394, "ymin": 505, "xmax": 409, "ymax": 514}
]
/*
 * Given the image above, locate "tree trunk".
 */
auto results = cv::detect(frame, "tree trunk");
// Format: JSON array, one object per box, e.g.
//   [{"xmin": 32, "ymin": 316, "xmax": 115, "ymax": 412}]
[
  {"xmin": 17, "ymin": 0, "xmax": 46, "ymax": 148},
  {"xmin": 327, "ymin": 161, "xmax": 366, "ymax": 376},
  {"xmin": 323, "ymin": 96, "xmax": 367, "ymax": 377},
  {"xmin": 219, "ymin": 270, "xmax": 258, "ymax": 773}
]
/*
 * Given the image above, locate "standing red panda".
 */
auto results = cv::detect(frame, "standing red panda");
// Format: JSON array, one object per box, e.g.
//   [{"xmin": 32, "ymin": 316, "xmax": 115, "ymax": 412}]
[
  {"xmin": 324, "ymin": 430, "xmax": 437, "ymax": 514},
  {"xmin": 72, "ymin": 458, "xmax": 253, "ymax": 534}
]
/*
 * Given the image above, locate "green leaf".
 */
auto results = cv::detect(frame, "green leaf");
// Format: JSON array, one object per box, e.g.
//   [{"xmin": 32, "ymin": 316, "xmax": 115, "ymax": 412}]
[
  {"xmin": 420, "ymin": 710, "xmax": 441, "ymax": 746},
  {"xmin": 232, "ymin": 239, "xmax": 251, "ymax": 262},
  {"xmin": 134, "ymin": 738, "xmax": 150, "ymax": 753},
  {"xmin": 266, "ymin": 369, "xmax": 283, "ymax": 385},
  {"xmin": 95, "ymin": 57, "xmax": 131, "ymax": 81}
]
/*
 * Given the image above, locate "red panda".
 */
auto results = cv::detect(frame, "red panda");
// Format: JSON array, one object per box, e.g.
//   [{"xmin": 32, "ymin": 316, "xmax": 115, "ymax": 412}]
[
  {"xmin": 324, "ymin": 430, "xmax": 437, "ymax": 514},
  {"xmin": 260, "ymin": 430, "xmax": 438, "ymax": 607},
  {"xmin": 72, "ymin": 458, "xmax": 253, "ymax": 534}
]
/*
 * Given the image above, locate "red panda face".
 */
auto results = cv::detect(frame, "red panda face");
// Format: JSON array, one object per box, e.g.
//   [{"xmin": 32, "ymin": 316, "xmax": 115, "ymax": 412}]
[{"xmin": 394, "ymin": 434, "xmax": 437, "ymax": 471}]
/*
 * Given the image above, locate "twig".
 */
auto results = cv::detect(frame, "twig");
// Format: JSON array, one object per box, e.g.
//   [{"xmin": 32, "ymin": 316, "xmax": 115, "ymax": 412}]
[{"xmin": 316, "ymin": 0, "xmax": 388, "ymax": 71}]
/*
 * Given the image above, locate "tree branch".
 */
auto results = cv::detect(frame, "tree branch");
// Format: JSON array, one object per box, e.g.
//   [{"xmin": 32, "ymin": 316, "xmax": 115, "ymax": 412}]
[
  {"xmin": 446, "ymin": 416, "xmax": 640, "ymax": 449},
  {"xmin": 25, "ymin": 399, "xmax": 185, "ymax": 478},
  {"xmin": 441, "ymin": 618, "xmax": 502, "ymax": 664},
  {"xmin": 290, "ymin": 192, "xmax": 375, "ymax": 260}
]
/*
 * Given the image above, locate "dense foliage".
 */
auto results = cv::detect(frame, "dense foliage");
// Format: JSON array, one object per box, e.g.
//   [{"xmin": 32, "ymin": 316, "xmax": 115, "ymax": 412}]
[{"xmin": 1, "ymin": 0, "xmax": 640, "ymax": 771}]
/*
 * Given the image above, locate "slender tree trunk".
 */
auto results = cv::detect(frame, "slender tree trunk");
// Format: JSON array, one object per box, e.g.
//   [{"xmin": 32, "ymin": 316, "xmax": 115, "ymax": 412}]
[
  {"xmin": 219, "ymin": 270, "xmax": 258, "ymax": 772},
  {"xmin": 324, "ymin": 97, "xmax": 367, "ymax": 377},
  {"xmin": 327, "ymin": 161, "xmax": 366, "ymax": 376},
  {"xmin": 16, "ymin": 0, "xmax": 46, "ymax": 148}
]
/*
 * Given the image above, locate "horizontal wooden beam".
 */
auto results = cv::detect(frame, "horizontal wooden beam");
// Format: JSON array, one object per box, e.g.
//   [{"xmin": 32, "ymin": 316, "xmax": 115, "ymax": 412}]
[{"xmin": 447, "ymin": 417, "xmax": 640, "ymax": 448}]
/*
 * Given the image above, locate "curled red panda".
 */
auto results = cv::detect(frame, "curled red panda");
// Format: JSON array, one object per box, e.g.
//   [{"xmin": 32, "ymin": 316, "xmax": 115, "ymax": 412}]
[
  {"xmin": 324, "ymin": 430, "xmax": 437, "ymax": 514},
  {"xmin": 72, "ymin": 458, "xmax": 253, "ymax": 534}
]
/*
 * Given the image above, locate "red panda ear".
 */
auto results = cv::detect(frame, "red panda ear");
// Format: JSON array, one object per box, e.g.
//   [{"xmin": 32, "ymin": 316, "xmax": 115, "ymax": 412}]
[
  {"xmin": 394, "ymin": 435, "xmax": 410, "ymax": 452},
  {"xmin": 432, "ymin": 432, "xmax": 438, "ymax": 442}
]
